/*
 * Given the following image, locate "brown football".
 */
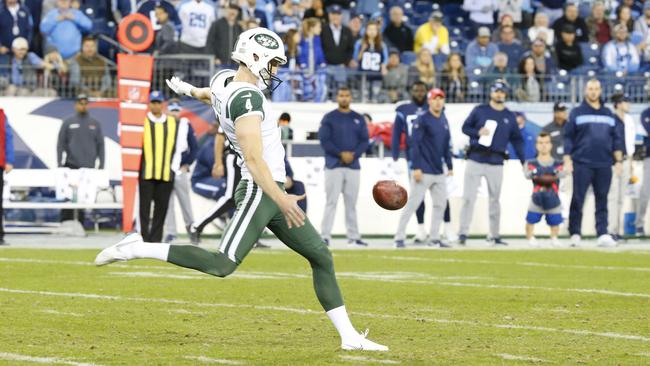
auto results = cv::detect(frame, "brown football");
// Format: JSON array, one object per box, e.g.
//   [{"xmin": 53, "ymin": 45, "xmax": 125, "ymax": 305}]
[
  {"xmin": 373, "ymin": 180, "xmax": 408, "ymax": 210},
  {"xmin": 533, "ymin": 174, "xmax": 557, "ymax": 187}
]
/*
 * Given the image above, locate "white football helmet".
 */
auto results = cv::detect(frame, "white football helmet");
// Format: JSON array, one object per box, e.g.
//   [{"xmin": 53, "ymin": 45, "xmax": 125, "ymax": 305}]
[{"xmin": 231, "ymin": 27, "xmax": 287, "ymax": 90}]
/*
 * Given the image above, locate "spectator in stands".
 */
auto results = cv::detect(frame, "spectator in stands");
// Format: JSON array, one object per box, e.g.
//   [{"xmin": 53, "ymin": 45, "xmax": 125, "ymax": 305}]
[
  {"xmin": 0, "ymin": 0, "xmax": 33, "ymax": 56},
  {"xmin": 409, "ymin": 47, "xmax": 436, "ymax": 88},
  {"xmin": 40, "ymin": 0, "xmax": 91, "ymax": 60},
  {"xmin": 353, "ymin": 19, "xmax": 387, "ymax": 100},
  {"xmin": 507, "ymin": 112, "xmax": 537, "ymax": 161},
  {"xmin": 440, "ymin": 52, "xmax": 467, "ymax": 102},
  {"xmin": 284, "ymin": 158, "xmax": 307, "ymax": 212},
  {"xmin": 552, "ymin": 3, "xmax": 589, "ymax": 43},
  {"xmin": 564, "ymin": 79, "xmax": 623, "ymax": 247},
  {"xmin": 384, "ymin": 5, "xmax": 413, "ymax": 53},
  {"xmin": 321, "ymin": 4, "xmax": 356, "ymax": 84},
  {"xmin": 69, "ymin": 37, "xmax": 111, "ymax": 97},
  {"xmin": 542, "ymin": 101, "xmax": 568, "ymax": 161},
  {"xmin": 298, "ymin": 17, "xmax": 327, "ymax": 102},
  {"xmin": 484, "ymin": 52, "xmax": 514, "ymax": 86},
  {"xmin": 635, "ymin": 1, "xmax": 650, "ymax": 65},
  {"xmin": 279, "ymin": 112, "xmax": 293, "ymax": 141},
  {"xmin": 163, "ymin": 99, "xmax": 198, "ymax": 244},
  {"xmin": 555, "ymin": 23, "xmax": 583, "ymax": 71},
  {"xmin": 177, "ymin": 0, "xmax": 215, "ymax": 54},
  {"xmin": 586, "ymin": 1, "xmax": 612, "ymax": 45},
  {"xmin": 528, "ymin": 12, "xmax": 554, "ymax": 46},
  {"xmin": 324, "ymin": 0, "xmax": 351, "ymax": 22},
  {"xmin": 537, "ymin": 0, "xmax": 565, "ymax": 24},
  {"xmin": 492, "ymin": 14, "xmax": 524, "ymax": 44},
  {"xmin": 241, "ymin": 0, "xmax": 269, "ymax": 28},
  {"xmin": 0, "ymin": 108, "xmax": 13, "ymax": 245},
  {"xmin": 602, "ymin": 24, "xmax": 640, "ymax": 74},
  {"xmin": 348, "ymin": 13, "xmax": 363, "ymax": 41},
  {"xmin": 497, "ymin": 25, "xmax": 524, "ymax": 70},
  {"xmin": 516, "ymin": 56, "xmax": 543, "ymax": 102},
  {"xmin": 56, "ymin": 93, "xmax": 104, "ymax": 224},
  {"xmin": 497, "ymin": 0, "xmax": 523, "ymax": 26},
  {"xmin": 458, "ymin": 79, "xmax": 524, "ymax": 246},
  {"xmin": 414, "ymin": 11, "xmax": 449, "ymax": 55},
  {"xmin": 319, "ymin": 86, "xmax": 369, "ymax": 247},
  {"xmin": 303, "ymin": 0, "xmax": 326, "ymax": 22},
  {"xmin": 274, "ymin": 0, "xmax": 302, "ymax": 35},
  {"xmin": 0, "ymin": 37, "xmax": 55, "ymax": 96},
  {"xmin": 137, "ymin": 0, "xmax": 180, "ymax": 31},
  {"xmin": 383, "ymin": 48, "xmax": 408, "ymax": 103},
  {"xmin": 466, "ymin": 26, "xmax": 498, "ymax": 72},
  {"xmin": 523, "ymin": 38, "xmax": 556, "ymax": 74},
  {"xmin": 152, "ymin": 4, "xmax": 176, "ymax": 55},
  {"xmin": 207, "ymin": 3, "xmax": 242, "ymax": 65},
  {"xmin": 462, "ymin": 0, "xmax": 497, "ymax": 35},
  {"xmin": 615, "ymin": 5, "xmax": 634, "ymax": 33}
]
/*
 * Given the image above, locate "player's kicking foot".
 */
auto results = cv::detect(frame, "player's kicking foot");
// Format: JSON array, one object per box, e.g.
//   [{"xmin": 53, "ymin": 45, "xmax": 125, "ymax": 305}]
[
  {"xmin": 341, "ymin": 329, "xmax": 389, "ymax": 351},
  {"xmin": 189, "ymin": 225, "xmax": 201, "ymax": 245},
  {"xmin": 94, "ymin": 232, "xmax": 142, "ymax": 266}
]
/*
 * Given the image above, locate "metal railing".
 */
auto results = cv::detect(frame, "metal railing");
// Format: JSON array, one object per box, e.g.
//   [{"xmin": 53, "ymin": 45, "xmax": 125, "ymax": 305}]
[{"xmin": 1, "ymin": 57, "xmax": 648, "ymax": 104}]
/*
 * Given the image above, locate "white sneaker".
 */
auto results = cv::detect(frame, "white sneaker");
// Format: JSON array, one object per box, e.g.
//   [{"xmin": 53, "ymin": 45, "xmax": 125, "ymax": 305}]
[
  {"xmin": 341, "ymin": 329, "xmax": 389, "ymax": 351},
  {"xmin": 570, "ymin": 234, "xmax": 581, "ymax": 247},
  {"xmin": 528, "ymin": 237, "xmax": 538, "ymax": 247},
  {"xmin": 597, "ymin": 234, "xmax": 617, "ymax": 247},
  {"xmin": 94, "ymin": 232, "xmax": 142, "ymax": 266},
  {"xmin": 550, "ymin": 237, "xmax": 563, "ymax": 247}
]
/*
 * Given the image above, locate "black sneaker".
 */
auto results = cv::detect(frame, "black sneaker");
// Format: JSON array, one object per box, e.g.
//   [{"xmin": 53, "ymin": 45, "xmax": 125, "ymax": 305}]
[
  {"xmin": 428, "ymin": 239, "xmax": 452, "ymax": 248},
  {"xmin": 323, "ymin": 238, "xmax": 330, "ymax": 247},
  {"xmin": 458, "ymin": 234, "xmax": 467, "ymax": 246},
  {"xmin": 490, "ymin": 237, "xmax": 508, "ymax": 246},
  {"xmin": 348, "ymin": 239, "xmax": 368, "ymax": 247},
  {"xmin": 254, "ymin": 241, "xmax": 270, "ymax": 249},
  {"xmin": 0, "ymin": 238, "xmax": 7, "ymax": 246},
  {"xmin": 189, "ymin": 226, "xmax": 201, "ymax": 245}
]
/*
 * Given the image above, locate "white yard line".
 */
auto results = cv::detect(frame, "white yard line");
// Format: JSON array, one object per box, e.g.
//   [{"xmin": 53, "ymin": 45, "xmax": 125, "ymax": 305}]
[
  {"xmin": 1, "ymin": 287, "xmax": 649, "ymax": 343},
  {"xmin": 437, "ymin": 281, "xmax": 650, "ymax": 299},
  {"xmin": 339, "ymin": 355, "xmax": 401, "ymax": 364},
  {"xmin": 0, "ymin": 352, "xmax": 100, "ymax": 366},
  {"xmin": 495, "ymin": 353, "xmax": 548, "ymax": 363},
  {"xmin": 184, "ymin": 356, "xmax": 244, "ymax": 365},
  {"xmin": 37, "ymin": 309, "xmax": 84, "ymax": 318}
]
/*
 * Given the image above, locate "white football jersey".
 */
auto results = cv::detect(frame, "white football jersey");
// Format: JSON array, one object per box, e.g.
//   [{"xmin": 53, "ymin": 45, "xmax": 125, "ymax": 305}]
[{"xmin": 209, "ymin": 70, "xmax": 286, "ymax": 182}]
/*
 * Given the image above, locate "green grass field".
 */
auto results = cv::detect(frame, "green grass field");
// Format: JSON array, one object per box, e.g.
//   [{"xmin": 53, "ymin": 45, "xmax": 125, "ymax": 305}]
[{"xmin": 1, "ymin": 247, "xmax": 650, "ymax": 365}]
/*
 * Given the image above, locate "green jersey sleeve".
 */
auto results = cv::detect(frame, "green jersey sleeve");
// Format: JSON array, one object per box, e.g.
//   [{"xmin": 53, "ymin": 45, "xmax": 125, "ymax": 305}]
[{"xmin": 227, "ymin": 89, "xmax": 265, "ymax": 122}]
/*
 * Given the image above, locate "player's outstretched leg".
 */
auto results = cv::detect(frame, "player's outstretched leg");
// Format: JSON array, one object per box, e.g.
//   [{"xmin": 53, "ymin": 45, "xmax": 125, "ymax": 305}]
[
  {"xmin": 94, "ymin": 232, "xmax": 238, "ymax": 277},
  {"xmin": 268, "ymin": 215, "xmax": 388, "ymax": 351}
]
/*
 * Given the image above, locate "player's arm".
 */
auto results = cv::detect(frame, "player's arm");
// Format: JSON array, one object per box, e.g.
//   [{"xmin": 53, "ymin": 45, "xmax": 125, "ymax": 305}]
[
  {"xmin": 212, "ymin": 128, "xmax": 226, "ymax": 178},
  {"xmin": 166, "ymin": 76, "xmax": 212, "ymax": 105},
  {"xmin": 236, "ymin": 116, "xmax": 305, "ymax": 228}
]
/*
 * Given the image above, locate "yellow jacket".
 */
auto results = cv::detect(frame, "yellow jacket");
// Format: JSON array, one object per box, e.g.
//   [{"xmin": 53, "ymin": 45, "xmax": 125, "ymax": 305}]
[{"xmin": 414, "ymin": 23, "xmax": 450, "ymax": 54}]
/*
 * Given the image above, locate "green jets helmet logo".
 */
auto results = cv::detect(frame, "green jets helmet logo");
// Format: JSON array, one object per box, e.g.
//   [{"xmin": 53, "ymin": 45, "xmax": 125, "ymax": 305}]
[{"xmin": 254, "ymin": 34, "xmax": 279, "ymax": 49}]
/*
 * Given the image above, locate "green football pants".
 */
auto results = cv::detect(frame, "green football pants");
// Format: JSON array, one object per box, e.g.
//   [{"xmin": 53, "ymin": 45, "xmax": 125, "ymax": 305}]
[{"xmin": 167, "ymin": 180, "xmax": 344, "ymax": 311}]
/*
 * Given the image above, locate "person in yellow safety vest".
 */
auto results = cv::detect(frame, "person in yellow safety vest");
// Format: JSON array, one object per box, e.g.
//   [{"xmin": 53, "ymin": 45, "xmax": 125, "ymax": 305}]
[{"xmin": 139, "ymin": 90, "xmax": 178, "ymax": 242}]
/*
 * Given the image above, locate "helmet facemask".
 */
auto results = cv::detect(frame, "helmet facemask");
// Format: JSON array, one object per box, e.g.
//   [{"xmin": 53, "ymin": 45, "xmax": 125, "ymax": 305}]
[{"xmin": 257, "ymin": 56, "xmax": 285, "ymax": 92}]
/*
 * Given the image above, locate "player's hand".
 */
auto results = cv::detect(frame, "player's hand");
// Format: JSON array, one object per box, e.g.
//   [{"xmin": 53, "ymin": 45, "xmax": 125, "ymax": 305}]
[
  {"xmin": 4, "ymin": 163, "xmax": 12, "ymax": 173},
  {"xmin": 285, "ymin": 176, "xmax": 294, "ymax": 189},
  {"xmin": 563, "ymin": 156, "xmax": 573, "ymax": 174},
  {"xmin": 413, "ymin": 169, "xmax": 423, "ymax": 182},
  {"xmin": 614, "ymin": 161, "xmax": 623, "ymax": 177},
  {"xmin": 166, "ymin": 76, "xmax": 194, "ymax": 97},
  {"xmin": 212, "ymin": 163, "xmax": 224, "ymax": 178},
  {"xmin": 478, "ymin": 127, "xmax": 490, "ymax": 136},
  {"xmin": 280, "ymin": 194, "xmax": 306, "ymax": 229},
  {"xmin": 180, "ymin": 164, "xmax": 190, "ymax": 173},
  {"xmin": 447, "ymin": 170, "xmax": 453, "ymax": 176},
  {"xmin": 340, "ymin": 151, "xmax": 354, "ymax": 164}
]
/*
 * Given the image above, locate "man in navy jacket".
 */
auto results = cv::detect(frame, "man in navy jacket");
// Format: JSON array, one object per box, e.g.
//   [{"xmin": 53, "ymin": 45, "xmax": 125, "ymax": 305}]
[
  {"xmin": 394, "ymin": 88, "xmax": 453, "ymax": 248},
  {"xmin": 458, "ymin": 79, "xmax": 525, "ymax": 245},
  {"xmin": 319, "ymin": 86, "xmax": 369, "ymax": 246},
  {"xmin": 635, "ymin": 105, "xmax": 650, "ymax": 236},
  {"xmin": 564, "ymin": 79, "xmax": 624, "ymax": 247}
]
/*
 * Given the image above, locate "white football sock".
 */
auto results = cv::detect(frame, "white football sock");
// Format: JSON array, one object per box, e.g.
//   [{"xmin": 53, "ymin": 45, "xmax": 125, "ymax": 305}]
[
  {"xmin": 326, "ymin": 305, "xmax": 360, "ymax": 342},
  {"xmin": 417, "ymin": 224, "xmax": 426, "ymax": 237},
  {"xmin": 129, "ymin": 242, "xmax": 170, "ymax": 261}
]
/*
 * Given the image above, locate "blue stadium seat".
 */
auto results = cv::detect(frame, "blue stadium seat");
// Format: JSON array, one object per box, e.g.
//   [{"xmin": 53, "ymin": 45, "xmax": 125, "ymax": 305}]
[
  {"xmin": 433, "ymin": 53, "xmax": 448, "ymax": 71},
  {"xmin": 579, "ymin": 42, "xmax": 601, "ymax": 67},
  {"xmin": 401, "ymin": 51, "xmax": 417, "ymax": 65}
]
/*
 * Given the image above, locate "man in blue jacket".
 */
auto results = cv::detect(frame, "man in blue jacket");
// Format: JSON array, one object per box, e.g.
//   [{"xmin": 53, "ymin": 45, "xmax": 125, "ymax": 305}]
[
  {"xmin": 0, "ymin": 0, "xmax": 33, "ymax": 56},
  {"xmin": 564, "ymin": 79, "xmax": 624, "ymax": 247},
  {"xmin": 0, "ymin": 108, "xmax": 15, "ymax": 245},
  {"xmin": 458, "ymin": 79, "xmax": 525, "ymax": 246},
  {"xmin": 394, "ymin": 88, "xmax": 453, "ymax": 248},
  {"xmin": 392, "ymin": 81, "xmax": 428, "ymax": 243},
  {"xmin": 635, "ymin": 105, "xmax": 650, "ymax": 236},
  {"xmin": 319, "ymin": 86, "xmax": 369, "ymax": 246},
  {"xmin": 40, "ymin": 0, "xmax": 92, "ymax": 59}
]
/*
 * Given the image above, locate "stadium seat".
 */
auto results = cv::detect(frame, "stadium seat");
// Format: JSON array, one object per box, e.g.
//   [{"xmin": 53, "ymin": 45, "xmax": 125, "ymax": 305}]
[
  {"xmin": 579, "ymin": 42, "xmax": 601, "ymax": 67},
  {"xmin": 401, "ymin": 51, "xmax": 417, "ymax": 65},
  {"xmin": 433, "ymin": 53, "xmax": 448, "ymax": 70}
]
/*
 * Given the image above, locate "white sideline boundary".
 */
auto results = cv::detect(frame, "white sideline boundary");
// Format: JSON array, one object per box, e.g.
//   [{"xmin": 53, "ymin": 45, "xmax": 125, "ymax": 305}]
[
  {"xmin": 495, "ymin": 353, "xmax": 548, "ymax": 363},
  {"xmin": 1, "ymin": 287, "xmax": 649, "ymax": 343},
  {"xmin": 184, "ymin": 356, "xmax": 244, "ymax": 365},
  {"xmin": 339, "ymin": 355, "xmax": 401, "ymax": 364},
  {"xmin": 0, "ymin": 352, "xmax": 100, "ymax": 366}
]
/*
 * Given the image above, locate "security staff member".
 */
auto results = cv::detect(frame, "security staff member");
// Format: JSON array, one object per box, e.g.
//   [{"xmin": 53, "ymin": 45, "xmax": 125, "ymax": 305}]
[
  {"xmin": 458, "ymin": 79, "xmax": 525, "ymax": 246},
  {"xmin": 139, "ymin": 90, "xmax": 178, "ymax": 242},
  {"xmin": 563, "ymin": 79, "xmax": 623, "ymax": 247},
  {"xmin": 542, "ymin": 102, "xmax": 569, "ymax": 161}
]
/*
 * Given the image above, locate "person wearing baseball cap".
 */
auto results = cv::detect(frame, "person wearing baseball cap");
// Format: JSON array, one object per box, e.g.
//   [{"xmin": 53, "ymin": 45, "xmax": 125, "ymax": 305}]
[
  {"xmin": 542, "ymin": 102, "xmax": 569, "ymax": 161},
  {"xmin": 139, "ymin": 90, "xmax": 180, "ymax": 243},
  {"xmin": 413, "ymin": 10, "xmax": 449, "ymax": 54},
  {"xmin": 602, "ymin": 23, "xmax": 640, "ymax": 74},
  {"xmin": 458, "ymin": 78, "xmax": 524, "ymax": 246},
  {"xmin": 466, "ymin": 26, "xmax": 498, "ymax": 71},
  {"xmin": 394, "ymin": 88, "xmax": 453, "ymax": 248}
]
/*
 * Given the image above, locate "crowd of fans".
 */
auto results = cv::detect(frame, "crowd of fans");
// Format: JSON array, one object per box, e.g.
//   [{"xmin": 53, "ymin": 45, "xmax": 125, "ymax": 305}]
[{"xmin": 1, "ymin": 0, "xmax": 650, "ymax": 102}]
